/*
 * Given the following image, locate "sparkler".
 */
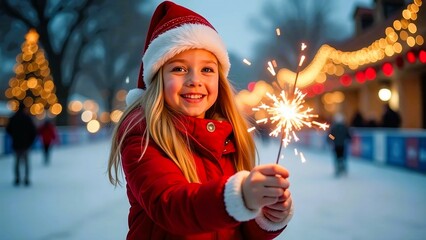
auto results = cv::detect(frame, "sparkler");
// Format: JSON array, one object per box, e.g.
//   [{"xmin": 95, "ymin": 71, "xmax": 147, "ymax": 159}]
[{"xmin": 249, "ymin": 43, "xmax": 329, "ymax": 164}]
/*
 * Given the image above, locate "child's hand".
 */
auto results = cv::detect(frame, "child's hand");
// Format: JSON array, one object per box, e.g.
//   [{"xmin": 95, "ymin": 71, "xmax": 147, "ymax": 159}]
[
  {"xmin": 262, "ymin": 189, "xmax": 293, "ymax": 223},
  {"xmin": 242, "ymin": 164, "xmax": 290, "ymax": 211}
]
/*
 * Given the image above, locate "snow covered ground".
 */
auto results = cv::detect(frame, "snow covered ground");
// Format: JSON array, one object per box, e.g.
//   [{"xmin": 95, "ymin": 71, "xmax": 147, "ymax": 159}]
[{"xmin": 0, "ymin": 138, "xmax": 425, "ymax": 240}]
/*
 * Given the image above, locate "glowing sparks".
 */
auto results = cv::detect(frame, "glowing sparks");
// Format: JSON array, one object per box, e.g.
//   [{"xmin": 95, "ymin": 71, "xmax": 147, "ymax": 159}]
[
  {"xmin": 248, "ymin": 42, "xmax": 329, "ymax": 164},
  {"xmin": 267, "ymin": 61, "xmax": 276, "ymax": 76},
  {"xmin": 299, "ymin": 55, "xmax": 306, "ymax": 67},
  {"xmin": 252, "ymin": 88, "xmax": 329, "ymax": 149},
  {"xmin": 300, "ymin": 152, "xmax": 306, "ymax": 163},
  {"xmin": 243, "ymin": 58, "xmax": 252, "ymax": 65}
]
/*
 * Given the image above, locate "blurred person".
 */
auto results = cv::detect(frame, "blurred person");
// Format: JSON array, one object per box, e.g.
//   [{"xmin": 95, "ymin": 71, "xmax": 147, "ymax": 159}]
[
  {"xmin": 38, "ymin": 119, "xmax": 59, "ymax": 165},
  {"xmin": 328, "ymin": 113, "xmax": 352, "ymax": 177},
  {"xmin": 107, "ymin": 2, "xmax": 293, "ymax": 239},
  {"xmin": 6, "ymin": 104, "xmax": 37, "ymax": 186},
  {"xmin": 381, "ymin": 103, "xmax": 401, "ymax": 128},
  {"xmin": 365, "ymin": 112, "xmax": 378, "ymax": 128},
  {"xmin": 350, "ymin": 110, "xmax": 364, "ymax": 127}
]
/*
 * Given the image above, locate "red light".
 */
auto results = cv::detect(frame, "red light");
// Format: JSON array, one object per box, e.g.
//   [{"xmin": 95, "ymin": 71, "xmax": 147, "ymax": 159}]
[
  {"xmin": 312, "ymin": 83, "xmax": 324, "ymax": 94},
  {"xmin": 419, "ymin": 50, "xmax": 426, "ymax": 63},
  {"xmin": 355, "ymin": 71, "xmax": 366, "ymax": 83},
  {"xmin": 306, "ymin": 89, "xmax": 315, "ymax": 97},
  {"xmin": 365, "ymin": 67, "xmax": 376, "ymax": 80},
  {"xmin": 340, "ymin": 75, "xmax": 352, "ymax": 86},
  {"xmin": 382, "ymin": 62, "xmax": 393, "ymax": 76},
  {"xmin": 406, "ymin": 51, "xmax": 416, "ymax": 63},
  {"xmin": 248, "ymin": 82, "xmax": 256, "ymax": 91}
]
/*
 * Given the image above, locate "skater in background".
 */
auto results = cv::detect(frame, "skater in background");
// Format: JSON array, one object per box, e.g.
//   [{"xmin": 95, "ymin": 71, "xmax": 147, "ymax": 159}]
[
  {"xmin": 6, "ymin": 104, "xmax": 37, "ymax": 186},
  {"xmin": 328, "ymin": 112, "xmax": 352, "ymax": 177},
  {"xmin": 381, "ymin": 103, "xmax": 401, "ymax": 128},
  {"xmin": 38, "ymin": 119, "xmax": 58, "ymax": 165}
]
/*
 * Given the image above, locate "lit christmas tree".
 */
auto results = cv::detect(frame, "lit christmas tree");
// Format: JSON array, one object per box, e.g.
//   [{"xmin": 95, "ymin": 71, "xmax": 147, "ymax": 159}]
[{"xmin": 5, "ymin": 28, "xmax": 62, "ymax": 119}]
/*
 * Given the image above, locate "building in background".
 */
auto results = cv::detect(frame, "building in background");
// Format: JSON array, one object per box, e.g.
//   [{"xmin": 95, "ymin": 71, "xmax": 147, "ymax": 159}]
[{"xmin": 309, "ymin": 0, "xmax": 425, "ymax": 129}]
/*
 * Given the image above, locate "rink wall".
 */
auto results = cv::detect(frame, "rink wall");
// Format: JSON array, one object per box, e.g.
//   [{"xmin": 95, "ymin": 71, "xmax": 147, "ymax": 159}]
[
  {"xmin": 3, "ymin": 126, "xmax": 426, "ymax": 173},
  {"xmin": 296, "ymin": 128, "xmax": 426, "ymax": 173},
  {"xmin": 0, "ymin": 126, "xmax": 111, "ymax": 156}
]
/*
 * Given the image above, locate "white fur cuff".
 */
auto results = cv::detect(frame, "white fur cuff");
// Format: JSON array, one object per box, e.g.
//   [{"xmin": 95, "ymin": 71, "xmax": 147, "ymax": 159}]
[
  {"xmin": 224, "ymin": 171, "xmax": 260, "ymax": 222},
  {"xmin": 255, "ymin": 203, "xmax": 294, "ymax": 231}
]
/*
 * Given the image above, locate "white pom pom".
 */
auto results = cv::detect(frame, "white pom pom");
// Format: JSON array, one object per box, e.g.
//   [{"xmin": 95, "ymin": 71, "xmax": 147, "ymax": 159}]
[{"xmin": 126, "ymin": 88, "xmax": 145, "ymax": 106}]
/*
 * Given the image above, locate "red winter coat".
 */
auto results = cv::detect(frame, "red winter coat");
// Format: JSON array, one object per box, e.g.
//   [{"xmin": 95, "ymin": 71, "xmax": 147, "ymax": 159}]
[
  {"xmin": 118, "ymin": 109, "xmax": 284, "ymax": 240},
  {"xmin": 38, "ymin": 121, "xmax": 58, "ymax": 145}
]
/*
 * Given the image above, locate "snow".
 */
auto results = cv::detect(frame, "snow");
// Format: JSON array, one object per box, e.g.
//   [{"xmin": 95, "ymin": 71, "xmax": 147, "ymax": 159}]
[{"xmin": 0, "ymin": 138, "xmax": 425, "ymax": 240}]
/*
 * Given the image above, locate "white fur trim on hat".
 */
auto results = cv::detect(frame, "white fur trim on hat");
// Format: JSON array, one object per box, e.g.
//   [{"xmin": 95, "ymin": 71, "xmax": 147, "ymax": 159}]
[
  {"xmin": 142, "ymin": 24, "xmax": 230, "ymax": 88},
  {"xmin": 224, "ymin": 171, "xmax": 260, "ymax": 222},
  {"xmin": 126, "ymin": 88, "xmax": 144, "ymax": 106}
]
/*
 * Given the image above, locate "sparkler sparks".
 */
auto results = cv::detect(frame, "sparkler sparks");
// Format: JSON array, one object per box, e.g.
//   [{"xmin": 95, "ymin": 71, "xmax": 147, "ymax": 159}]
[
  {"xmin": 276, "ymin": 28, "xmax": 281, "ymax": 36},
  {"xmin": 248, "ymin": 42, "xmax": 329, "ymax": 164},
  {"xmin": 250, "ymin": 87, "xmax": 329, "ymax": 162}
]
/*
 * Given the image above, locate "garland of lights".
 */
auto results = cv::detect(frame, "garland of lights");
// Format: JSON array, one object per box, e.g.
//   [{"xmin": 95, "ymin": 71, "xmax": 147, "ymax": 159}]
[
  {"xmin": 237, "ymin": 0, "xmax": 424, "ymax": 108},
  {"xmin": 277, "ymin": 0, "xmax": 424, "ymax": 88}
]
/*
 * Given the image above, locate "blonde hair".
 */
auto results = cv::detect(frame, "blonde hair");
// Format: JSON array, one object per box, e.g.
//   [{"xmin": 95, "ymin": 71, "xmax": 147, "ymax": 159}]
[{"xmin": 108, "ymin": 66, "xmax": 256, "ymax": 186}]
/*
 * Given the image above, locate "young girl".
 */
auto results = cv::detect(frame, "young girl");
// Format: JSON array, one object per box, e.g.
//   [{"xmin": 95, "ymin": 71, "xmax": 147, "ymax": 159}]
[{"xmin": 108, "ymin": 1, "xmax": 293, "ymax": 239}]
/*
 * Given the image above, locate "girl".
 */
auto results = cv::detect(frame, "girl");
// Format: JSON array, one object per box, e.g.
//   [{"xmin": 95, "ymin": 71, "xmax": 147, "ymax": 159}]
[{"xmin": 108, "ymin": 1, "xmax": 293, "ymax": 239}]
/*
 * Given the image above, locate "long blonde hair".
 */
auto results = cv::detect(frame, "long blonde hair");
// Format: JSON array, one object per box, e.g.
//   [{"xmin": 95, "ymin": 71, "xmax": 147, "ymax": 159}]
[{"xmin": 107, "ymin": 66, "xmax": 256, "ymax": 186}]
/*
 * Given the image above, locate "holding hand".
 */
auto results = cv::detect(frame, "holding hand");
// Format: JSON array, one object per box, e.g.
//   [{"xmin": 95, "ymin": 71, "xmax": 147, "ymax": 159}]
[
  {"xmin": 242, "ymin": 164, "xmax": 290, "ymax": 211},
  {"xmin": 262, "ymin": 189, "xmax": 292, "ymax": 223}
]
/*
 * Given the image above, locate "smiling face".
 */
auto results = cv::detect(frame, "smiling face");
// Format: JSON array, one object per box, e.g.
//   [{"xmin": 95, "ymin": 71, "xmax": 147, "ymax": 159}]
[{"xmin": 162, "ymin": 49, "xmax": 219, "ymax": 118}]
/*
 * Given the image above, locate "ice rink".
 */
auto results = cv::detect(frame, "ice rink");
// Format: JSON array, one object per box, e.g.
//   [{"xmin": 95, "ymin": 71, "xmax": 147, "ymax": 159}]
[{"xmin": 1, "ymin": 138, "xmax": 425, "ymax": 240}]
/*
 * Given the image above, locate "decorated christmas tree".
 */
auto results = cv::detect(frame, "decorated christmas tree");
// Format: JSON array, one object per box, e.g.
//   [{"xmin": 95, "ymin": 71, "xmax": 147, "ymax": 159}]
[{"xmin": 5, "ymin": 28, "xmax": 62, "ymax": 119}]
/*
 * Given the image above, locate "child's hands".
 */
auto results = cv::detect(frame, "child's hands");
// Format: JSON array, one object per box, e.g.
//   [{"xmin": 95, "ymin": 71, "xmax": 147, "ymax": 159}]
[
  {"xmin": 242, "ymin": 164, "xmax": 290, "ymax": 211},
  {"xmin": 262, "ymin": 189, "xmax": 293, "ymax": 223}
]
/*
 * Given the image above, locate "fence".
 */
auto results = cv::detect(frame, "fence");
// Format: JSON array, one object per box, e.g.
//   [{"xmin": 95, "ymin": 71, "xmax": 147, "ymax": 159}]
[{"xmin": 296, "ymin": 128, "xmax": 426, "ymax": 173}]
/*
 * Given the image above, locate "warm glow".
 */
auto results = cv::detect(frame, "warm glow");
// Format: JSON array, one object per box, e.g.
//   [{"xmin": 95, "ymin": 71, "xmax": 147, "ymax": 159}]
[
  {"xmin": 25, "ymin": 29, "xmax": 39, "ymax": 43},
  {"xmin": 81, "ymin": 110, "xmax": 93, "ymax": 122},
  {"xmin": 415, "ymin": 35, "xmax": 424, "ymax": 45},
  {"xmin": 116, "ymin": 90, "xmax": 127, "ymax": 102},
  {"xmin": 110, "ymin": 110, "xmax": 123, "ymax": 123},
  {"xmin": 7, "ymin": 100, "xmax": 19, "ymax": 111},
  {"xmin": 27, "ymin": 77, "xmax": 38, "ymax": 88},
  {"xmin": 99, "ymin": 112, "xmax": 111, "ymax": 123},
  {"xmin": 233, "ymin": 2, "xmax": 423, "ymax": 113},
  {"xmin": 251, "ymin": 89, "xmax": 329, "ymax": 148},
  {"xmin": 83, "ymin": 100, "xmax": 99, "ymax": 112},
  {"xmin": 6, "ymin": 28, "xmax": 59, "ymax": 117},
  {"xmin": 87, "ymin": 120, "xmax": 101, "ymax": 133},
  {"xmin": 50, "ymin": 103, "xmax": 62, "ymax": 115},
  {"xmin": 68, "ymin": 100, "xmax": 83, "ymax": 113},
  {"xmin": 378, "ymin": 88, "xmax": 392, "ymax": 102}
]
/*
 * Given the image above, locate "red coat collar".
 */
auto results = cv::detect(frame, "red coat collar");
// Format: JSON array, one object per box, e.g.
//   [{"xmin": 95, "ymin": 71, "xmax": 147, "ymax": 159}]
[{"xmin": 174, "ymin": 114, "xmax": 235, "ymax": 161}]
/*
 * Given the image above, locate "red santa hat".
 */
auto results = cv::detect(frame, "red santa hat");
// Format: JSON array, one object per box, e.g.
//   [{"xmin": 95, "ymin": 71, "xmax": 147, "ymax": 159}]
[{"xmin": 126, "ymin": 1, "xmax": 231, "ymax": 105}]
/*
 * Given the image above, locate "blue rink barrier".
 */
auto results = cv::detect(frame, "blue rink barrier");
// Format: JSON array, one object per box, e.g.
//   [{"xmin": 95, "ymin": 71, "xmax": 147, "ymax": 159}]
[
  {"xmin": 0, "ymin": 126, "xmax": 112, "ymax": 156},
  {"xmin": 294, "ymin": 128, "xmax": 426, "ymax": 173}
]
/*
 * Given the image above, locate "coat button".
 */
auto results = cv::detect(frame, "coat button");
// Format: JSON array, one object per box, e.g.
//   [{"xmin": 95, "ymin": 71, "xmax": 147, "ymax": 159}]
[{"xmin": 207, "ymin": 122, "xmax": 215, "ymax": 132}]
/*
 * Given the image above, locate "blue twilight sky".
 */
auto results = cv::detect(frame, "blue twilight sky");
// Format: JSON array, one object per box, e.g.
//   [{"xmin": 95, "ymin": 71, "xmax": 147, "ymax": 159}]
[{"xmin": 151, "ymin": 0, "xmax": 373, "ymax": 58}]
